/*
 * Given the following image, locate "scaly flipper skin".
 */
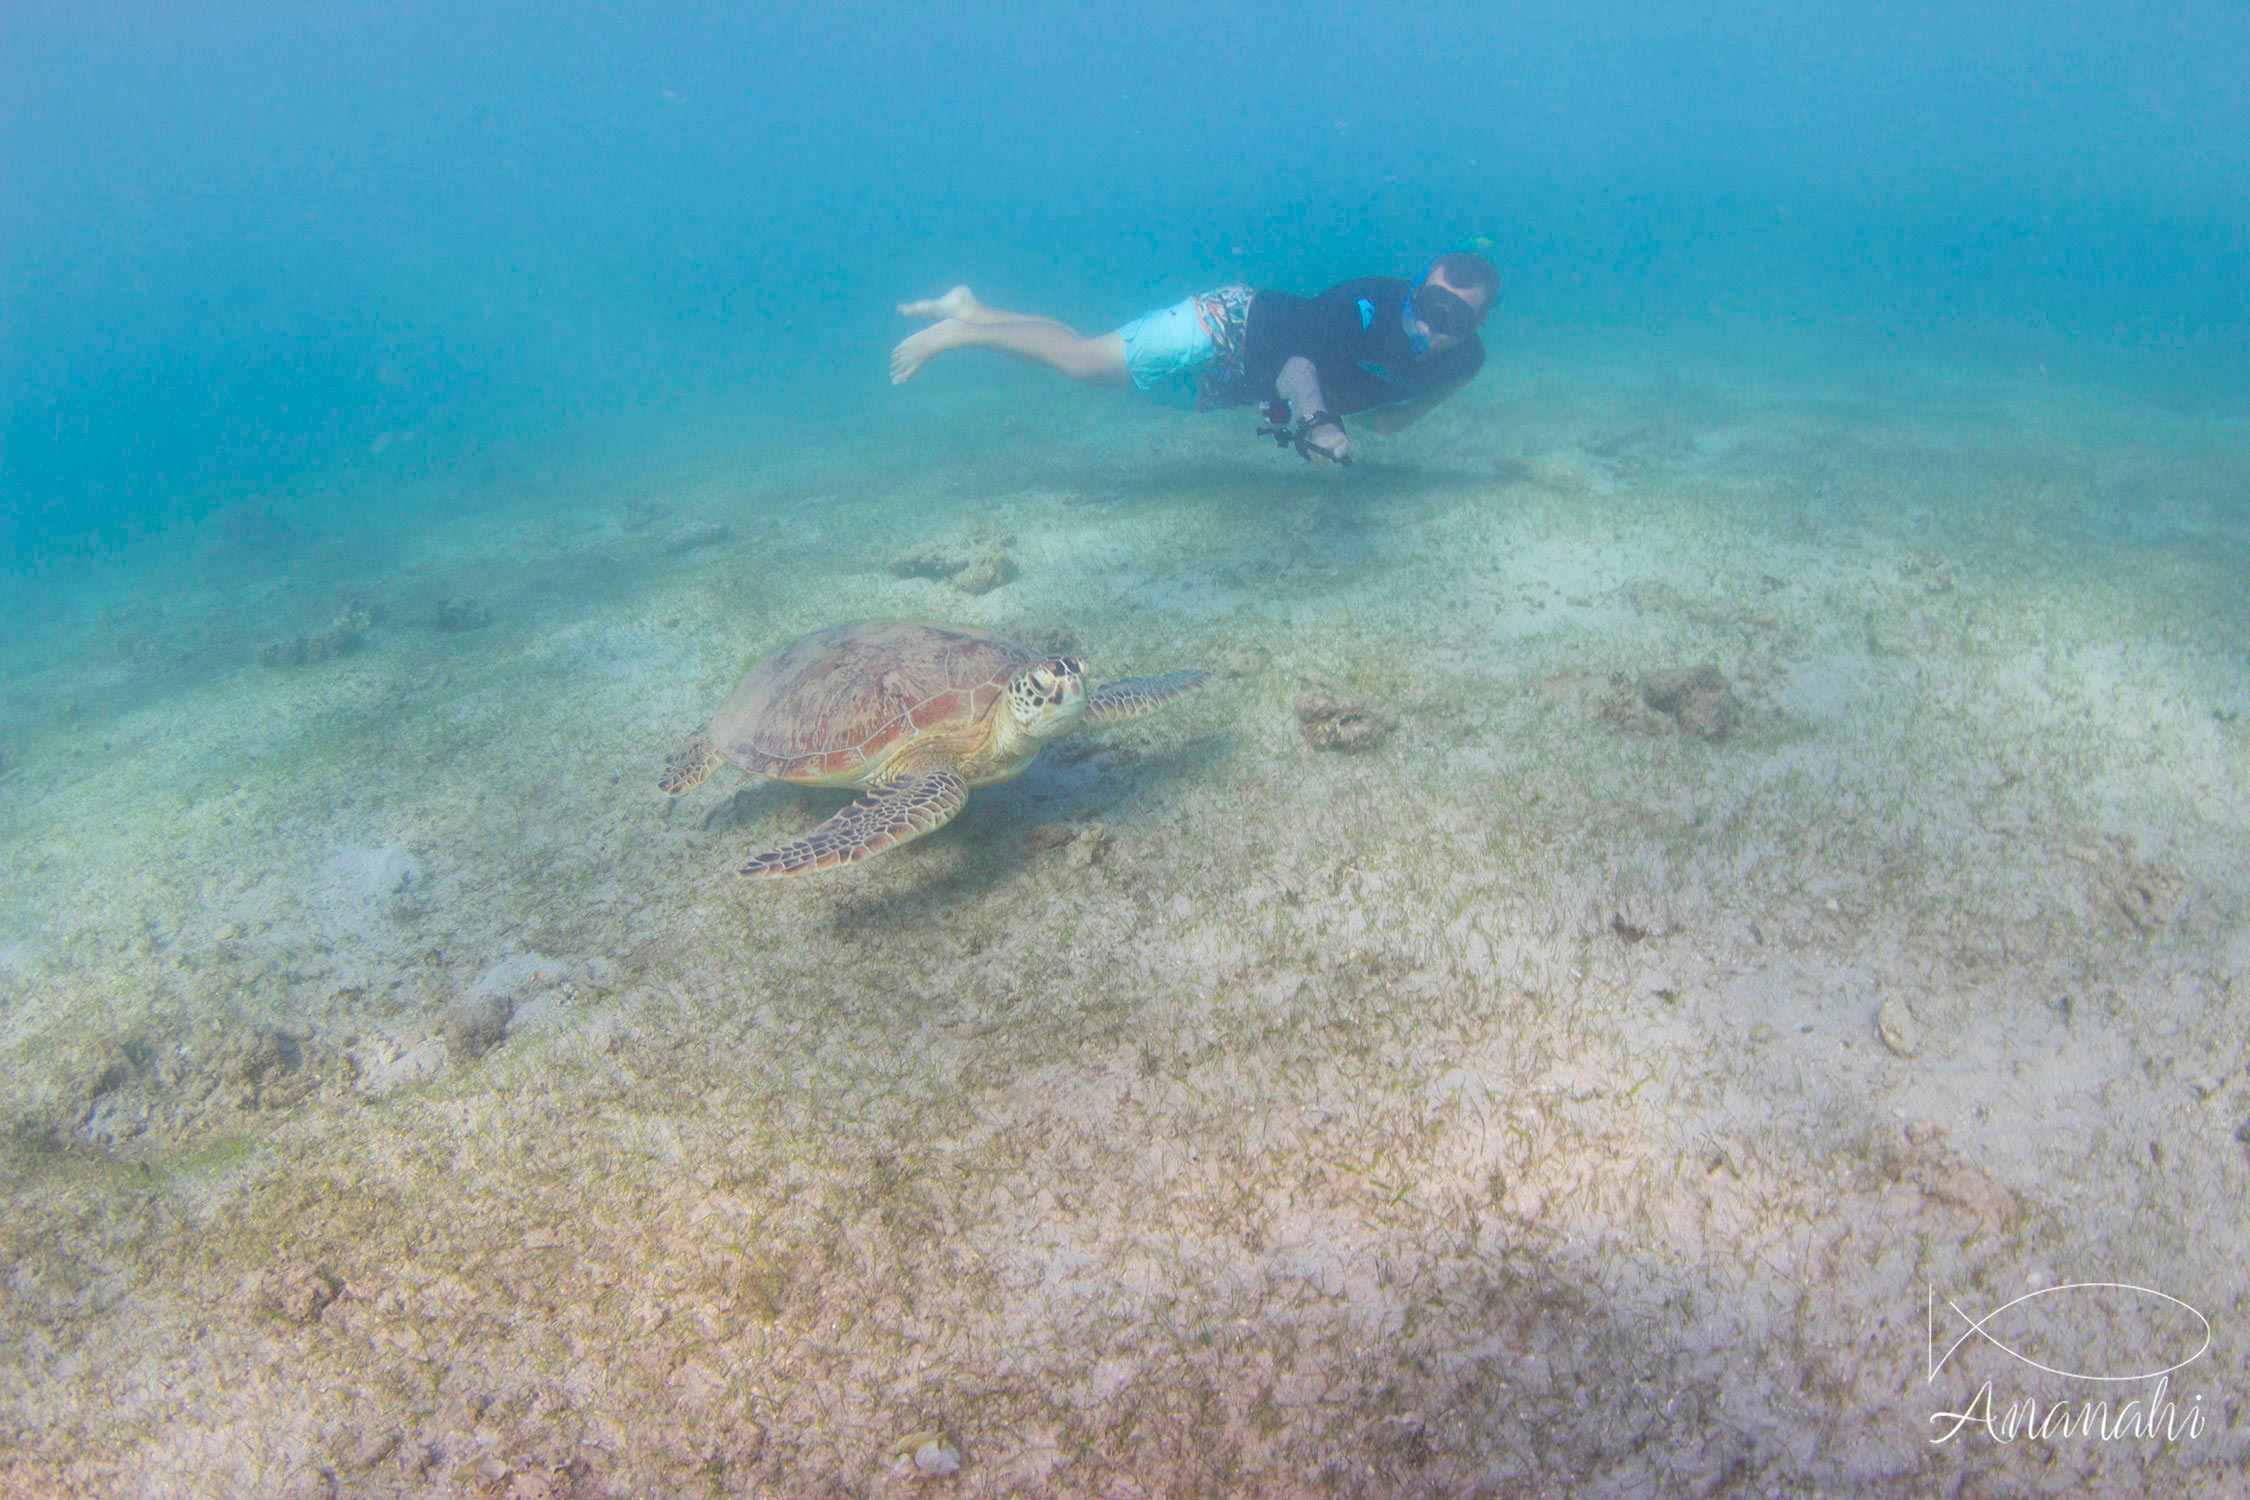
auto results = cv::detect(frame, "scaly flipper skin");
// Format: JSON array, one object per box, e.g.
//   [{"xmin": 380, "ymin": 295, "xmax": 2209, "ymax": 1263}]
[
  {"xmin": 1084, "ymin": 669, "xmax": 1209, "ymax": 725},
  {"xmin": 740, "ymin": 769, "xmax": 969, "ymax": 879},
  {"xmin": 660, "ymin": 727, "xmax": 723, "ymax": 796}
]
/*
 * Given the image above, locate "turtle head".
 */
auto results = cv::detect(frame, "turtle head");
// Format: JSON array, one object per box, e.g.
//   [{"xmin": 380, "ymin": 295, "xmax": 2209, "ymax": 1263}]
[{"xmin": 1005, "ymin": 655, "xmax": 1086, "ymax": 741}]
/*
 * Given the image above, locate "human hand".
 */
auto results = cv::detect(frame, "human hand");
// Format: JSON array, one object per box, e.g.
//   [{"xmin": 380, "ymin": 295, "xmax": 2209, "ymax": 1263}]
[{"xmin": 1303, "ymin": 420, "xmax": 1352, "ymax": 466}]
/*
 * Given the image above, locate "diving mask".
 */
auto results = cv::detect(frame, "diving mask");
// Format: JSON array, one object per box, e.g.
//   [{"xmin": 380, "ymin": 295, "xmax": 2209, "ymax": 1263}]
[{"xmin": 1405, "ymin": 281, "xmax": 1477, "ymax": 355}]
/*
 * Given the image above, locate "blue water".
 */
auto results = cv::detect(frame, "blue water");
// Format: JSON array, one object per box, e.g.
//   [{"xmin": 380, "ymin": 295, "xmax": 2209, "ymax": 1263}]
[{"xmin": 6, "ymin": 1, "xmax": 2246, "ymax": 567}]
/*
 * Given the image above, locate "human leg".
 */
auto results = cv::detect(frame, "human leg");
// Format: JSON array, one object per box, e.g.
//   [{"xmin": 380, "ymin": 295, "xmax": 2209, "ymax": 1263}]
[{"xmin": 890, "ymin": 287, "xmax": 1129, "ymax": 386}]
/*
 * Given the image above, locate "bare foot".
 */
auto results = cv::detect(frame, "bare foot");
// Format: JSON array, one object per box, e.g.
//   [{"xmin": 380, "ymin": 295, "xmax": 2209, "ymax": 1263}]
[
  {"xmin": 890, "ymin": 319, "xmax": 964, "ymax": 384},
  {"xmin": 897, "ymin": 286, "xmax": 986, "ymax": 323}
]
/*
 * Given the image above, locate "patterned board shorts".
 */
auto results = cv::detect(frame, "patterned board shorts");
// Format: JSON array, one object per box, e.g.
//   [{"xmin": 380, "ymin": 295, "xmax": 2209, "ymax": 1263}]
[{"xmin": 1115, "ymin": 284, "xmax": 1255, "ymax": 409}]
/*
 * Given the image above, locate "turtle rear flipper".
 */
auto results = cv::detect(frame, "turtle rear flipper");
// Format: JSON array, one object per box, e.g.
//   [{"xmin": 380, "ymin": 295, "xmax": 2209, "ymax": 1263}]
[
  {"xmin": 740, "ymin": 770, "xmax": 968, "ymax": 880},
  {"xmin": 1085, "ymin": 669, "xmax": 1208, "ymax": 725},
  {"xmin": 660, "ymin": 726, "xmax": 723, "ymax": 796}
]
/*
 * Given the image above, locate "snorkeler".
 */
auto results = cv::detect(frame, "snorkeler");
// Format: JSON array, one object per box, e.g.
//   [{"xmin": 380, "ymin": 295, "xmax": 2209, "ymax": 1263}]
[{"xmin": 889, "ymin": 252, "xmax": 1500, "ymax": 466}]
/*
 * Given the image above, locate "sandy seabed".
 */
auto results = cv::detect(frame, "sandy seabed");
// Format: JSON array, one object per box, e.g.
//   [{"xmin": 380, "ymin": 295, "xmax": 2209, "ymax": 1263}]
[{"xmin": 3, "ymin": 323, "xmax": 2247, "ymax": 1498}]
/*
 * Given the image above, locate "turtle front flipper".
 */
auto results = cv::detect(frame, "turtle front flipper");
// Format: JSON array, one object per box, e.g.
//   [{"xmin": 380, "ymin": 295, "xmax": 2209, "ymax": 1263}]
[
  {"xmin": 660, "ymin": 726, "xmax": 723, "ymax": 796},
  {"xmin": 740, "ymin": 770, "xmax": 969, "ymax": 880},
  {"xmin": 1085, "ymin": 669, "xmax": 1209, "ymax": 725}
]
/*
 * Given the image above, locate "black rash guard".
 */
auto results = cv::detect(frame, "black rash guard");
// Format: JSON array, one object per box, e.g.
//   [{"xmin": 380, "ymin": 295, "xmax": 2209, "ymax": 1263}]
[{"xmin": 1238, "ymin": 276, "xmax": 1484, "ymax": 416}]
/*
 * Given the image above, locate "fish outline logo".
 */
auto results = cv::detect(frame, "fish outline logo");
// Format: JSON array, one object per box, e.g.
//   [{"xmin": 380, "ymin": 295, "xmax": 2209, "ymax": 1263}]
[{"xmin": 1928, "ymin": 1282, "xmax": 2212, "ymax": 1384}]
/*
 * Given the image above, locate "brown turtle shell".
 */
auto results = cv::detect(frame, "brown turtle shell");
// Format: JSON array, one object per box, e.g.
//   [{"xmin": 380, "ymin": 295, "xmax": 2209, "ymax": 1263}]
[{"xmin": 709, "ymin": 621, "xmax": 1039, "ymax": 785}]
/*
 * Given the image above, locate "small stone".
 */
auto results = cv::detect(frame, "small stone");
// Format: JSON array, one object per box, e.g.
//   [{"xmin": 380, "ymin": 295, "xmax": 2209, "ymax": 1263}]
[
  {"xmin": 260, "ymin": 1263, "xmax": 342, "ymax": 1324},
  {"xmin": 912, "ymin": 1440, "xmax": 961, "ymax": 1477},
  {"xmin": 226, "ymin": 1025, "xmax": 305, "ymax": 1087},
  {"xmin": 257, "ymin": 635, "xmax": 311, "ymax": 669},
  {"xmin": 1600, "ymin": 664, "xmax": 1743, "ymax": 740},
  {"xmin": 1068, "ymin": 822, "xmax": 1110, "ymax": 868},
  {"xmin": 2092, "ymin": 834, "xmax": 2189, "ymax": 933},
  {"xmin": 950, "ymin": 549, "xmax": 1018, "ymax": 595},
  {"xmin": 1296, "ymin": 688, "xmax": 1397, "ymax": 752},
  {"xmin": 305, "ymin": 607, "xmax": 370, "ymax": 662},
  {"xmin": 1371, "ymin": 1412, "xmax": 1427, "ymax": 1452},
  {"xmin": 435, "ymin": 597, "xmax": 492, "ymax": 633},
  {"xmin": 886, "ymin": 531, "xmax": 1017, "ymax": 594},
  {"xmin": 442, "ymin": 993, "xmax": 515, "ymax": 1062},
  {"xmin": 334, "ymin": 588, "xmax": 390, "ymax": 627},
  {"xmin": 1639, "ymin": 665, "xmax": 1740, "ymax": 740},
  {"xmin": 1876, "ymin": 995, "xmax": 1922, "ymax": 1058},
  {"xmin": 1923, "ymin": 1160, "xmax": 2019, "ymax": 1228},
  {"xmin": 342, "ymin": 1430, "xmax": 399, "ymax": 1472},
  {"xmin": 888, "ymin": 542, "xmax": 956, "ymax": 583},
  {"xmin": 85, "ymin": 1038, "xmax": 150, "ymax": 1100},
  {"xmin": 891, "ymin": 1435, "xmax": 961, "ymax": 1479},
  {"xmin": 1028, "ymin": 823, "xmax": 1077, "ymax": 852},
  {"xmin": 1902, "ymin": 548, "xmax": 1959, "ymax": 594},
  {"xmin": 114, "ymin": 631, "xmax": 168, "ymax": 666}
]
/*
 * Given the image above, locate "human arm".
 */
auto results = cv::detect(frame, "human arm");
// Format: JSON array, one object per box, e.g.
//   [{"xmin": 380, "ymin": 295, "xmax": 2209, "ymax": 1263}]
[{"xmin": 1274, "ymin": 356, "xmax": 1351, "ymax": 464}]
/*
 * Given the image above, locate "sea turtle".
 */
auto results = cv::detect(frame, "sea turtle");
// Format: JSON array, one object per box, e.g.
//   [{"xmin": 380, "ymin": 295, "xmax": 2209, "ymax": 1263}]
[{"xmin": 660, "ymin": 621, "xmax": 1207, "ymax": 879}]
